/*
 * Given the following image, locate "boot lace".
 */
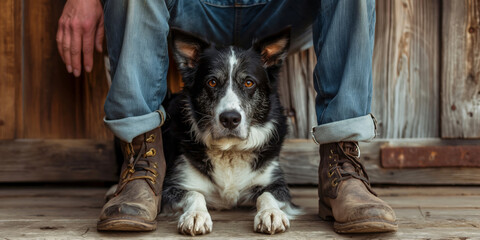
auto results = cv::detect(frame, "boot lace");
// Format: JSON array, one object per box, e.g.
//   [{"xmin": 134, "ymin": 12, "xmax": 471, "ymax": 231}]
[
  {"xmin": 328, "ymin": 142, "xmax": 375, "ymax": 194},
  {"xmin": 120, "ymin": 134, "xmax": 159, "ymax": 184}
]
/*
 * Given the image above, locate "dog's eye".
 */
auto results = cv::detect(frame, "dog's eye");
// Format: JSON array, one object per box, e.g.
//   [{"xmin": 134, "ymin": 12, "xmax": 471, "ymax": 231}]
[
  {"xmin": 207, "ymin": 79, "xmax": 217, "ymax": 88},
  {"xmin": 244, "ymin": 79, "xmax": 255, "ymax": 88}
]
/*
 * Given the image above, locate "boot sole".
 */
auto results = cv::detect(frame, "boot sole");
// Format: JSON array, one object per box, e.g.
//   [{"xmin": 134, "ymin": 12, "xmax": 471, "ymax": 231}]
[
  {"xmin": 319, "ymin": 200, "xmax": 397, "ymax": 233},
  {"xmin": 334, "ymin": 219, "xmax": 398, "ymax": 233},
  {"xmin": 97, "ymin": 218, "xmax": 156, "ymax": 231}
]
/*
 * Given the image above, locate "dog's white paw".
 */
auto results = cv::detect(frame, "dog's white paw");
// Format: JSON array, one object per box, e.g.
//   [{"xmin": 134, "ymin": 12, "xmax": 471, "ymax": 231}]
[
  {"xmin": 254, "ymin": 208, "xmax": 290, "ymax": 234},
  {"xmin": 178, "ymin": 210, "xmax": 213, "ymax": 236}
]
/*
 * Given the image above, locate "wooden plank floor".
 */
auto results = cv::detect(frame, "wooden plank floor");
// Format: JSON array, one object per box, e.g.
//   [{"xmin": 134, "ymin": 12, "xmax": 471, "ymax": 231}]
[{"xmin": 1, "ymin": 186, "xmax": 479, "ymax": 239}]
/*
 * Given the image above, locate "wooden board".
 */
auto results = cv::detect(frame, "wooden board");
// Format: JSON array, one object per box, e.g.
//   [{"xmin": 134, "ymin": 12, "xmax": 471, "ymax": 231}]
[
  {"xmin": 82, "ymin": 51, "xmax": 113, "ymax": 140},
  {"xmin": 441, "ymin": 0, "xmax": 480, "ymax": 138},
  {"xmin": 22, "ymin": 0, "xmax": 84, "ymax": 138},
  {"xmin": 371, "ymin": 0, "xmax": 390, "ymax": 139},
  {"xmin": 0, "ymin": 139, "xmax": 117, "ymax": 182},
  {"xmin": 278, "ymin": 48, "xmax": 317, "ymax": 139},
  {"xmin": 0, "ymin": 0, "xmax": 21, "ymax": 139},
  {"xmin": 2, "ymin": 139, "xmax": 480, "ymax": 185},
  {"xmin": 372, "ymin": 0, "xmax": 440, "ymax": 138},
  {"xmin": 0, "ymin": 187, "xmax": 479, "ymax": 239},
  {"xmin": 0, "ymin": 0, "xmax": 112, "ymax": 140},
  {"xmin": 381, "ymin": 145, "xmax": 480, "ymax": 168},
  {"xmin": 280, "ymin": 139, "xmax": 480, "ymax": 185}
]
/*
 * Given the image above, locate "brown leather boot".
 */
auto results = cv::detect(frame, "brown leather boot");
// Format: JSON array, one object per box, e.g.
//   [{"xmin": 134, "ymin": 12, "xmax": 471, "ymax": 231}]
[
  {"xmin": 97, "ymin": 127, "xmax": 166, "ymax": 231},
  {"xmin": 318, "ymin": 142, "xmax": 397, "ymax": 233}
]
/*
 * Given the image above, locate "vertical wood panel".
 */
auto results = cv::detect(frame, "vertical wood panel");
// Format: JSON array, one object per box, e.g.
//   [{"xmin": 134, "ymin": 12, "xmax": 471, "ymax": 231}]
[
  {"xmin": 441, "ymin": 0, "xmax": 480, "ymax": 138},
  {"xmin": 23, "ymin": 0, "xmax": 84, "ymax": 138},
  {"xmin": 0, "ymin": 0, "xmax": 21, "ymax": 139},
  {"xmin": 278, "ymin": 48, "xmax": 317, "ymax": 139},
  {"xmin": 372, "ymin": 0, "xmax": 440, "ymax": 138},
  {"xmin": 372, "ymin": 0, "xmax": 390, "ymax": 138},
  {"xmin": 82, "ymin": 52, "xmax": 112, "ymax": 140},
  {"xmin": 287, "ymin": 52, "xmax": 308, "ymax": 138}
]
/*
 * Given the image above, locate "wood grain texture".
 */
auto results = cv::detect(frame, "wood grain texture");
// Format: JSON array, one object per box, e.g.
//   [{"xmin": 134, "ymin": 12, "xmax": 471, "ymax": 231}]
[
  {"xmin": 278, "ymin": 48, "xmax": 317, "ymax": 139},
  {"xmin": 0, "ymin": 139, "xmax": 117, "ymax": 182},
  {"xmin": 441, "ymin": 0, "xmax": 480, "ymax": 138},
  {"xmin": 277, "ymin": 57, "xmax": 295, "ymax": 138},
  {"xmin": 82, "ymin": 51, "xmax": 112, "ymax": 140},
  {"xmin": 0, "ymin": 0, "xmax": 21, "ymax": 139},
  {"xmin": 23, "ymin": 0, "xmax": 84, "ymax": 138},
  {"xmin": 1, "ymin": 187, "xmax": 479, "ymax": 239},
  {"xmin": 2, "ymin": 138, "xmax": 480, "ymax": 184},
  {"xmin": 381, "ymin": 145, "xmax": 480, "ymax": 168},
  {"xmin": 372, "ymin": 0, "xmax": 390, "ymax": 138},
  {"xmin": 280, "ymin": 139, "xmax": 480, "ymax": 185},
  {"xmin": 372, "ymin": 0, "xmax": 440, "ymax": 138}
]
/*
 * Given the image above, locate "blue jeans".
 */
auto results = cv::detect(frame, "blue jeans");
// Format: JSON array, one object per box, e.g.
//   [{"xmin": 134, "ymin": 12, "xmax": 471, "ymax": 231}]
[{"xmin": 103, "ymin": 0, "xmax": 376, "ymax": 144}]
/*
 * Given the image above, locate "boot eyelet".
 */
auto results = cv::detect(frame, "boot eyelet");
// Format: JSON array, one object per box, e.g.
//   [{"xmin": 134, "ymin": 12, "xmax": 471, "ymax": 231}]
[
  {"xmin": 144, "ymin": 148, "xmax": 156, "ymax": 157},
  {"xmin": 331, "ymin": 178, "xmax": 338, "ymax": 187},
  {"xmin": 121, "ymin": 168, "xmax": 135, "ymax": 179},
  {"xmin": 328, "ymin": 170, "xmax": 335, "ymax": 178},
  {"xmin": 146, "ymin": 134, "xmax": 156, "ymax": 143}
]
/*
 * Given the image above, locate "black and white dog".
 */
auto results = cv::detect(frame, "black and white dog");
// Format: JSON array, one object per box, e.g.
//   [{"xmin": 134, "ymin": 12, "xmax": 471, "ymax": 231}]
[{"xmin": 161, "ymin": 27, "xmax": 298, "ymax": 236}]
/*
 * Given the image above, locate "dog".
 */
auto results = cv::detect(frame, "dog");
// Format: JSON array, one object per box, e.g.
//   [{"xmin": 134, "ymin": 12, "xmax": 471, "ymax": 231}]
[{"xmin": 161, "ymin": 27, "xmax": 298, "ymax": 236}]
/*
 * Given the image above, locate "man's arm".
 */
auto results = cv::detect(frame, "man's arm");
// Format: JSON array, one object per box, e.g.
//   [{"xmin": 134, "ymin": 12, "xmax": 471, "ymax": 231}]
[{"xmin": 56, "ymin": 0, "xmax": 104, "ymax": 77}]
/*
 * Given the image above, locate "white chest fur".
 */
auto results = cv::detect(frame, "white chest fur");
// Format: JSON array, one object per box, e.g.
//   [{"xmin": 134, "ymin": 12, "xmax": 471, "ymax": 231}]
[{"xmin": 179, "ymin": 149, "xmax": 277, "ymax": 210}]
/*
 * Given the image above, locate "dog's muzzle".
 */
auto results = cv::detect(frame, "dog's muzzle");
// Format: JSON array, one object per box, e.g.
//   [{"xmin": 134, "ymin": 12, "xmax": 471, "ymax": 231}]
[{"xmin": 219, "ymin": 110, "xmax": 241, "ymax": 130}]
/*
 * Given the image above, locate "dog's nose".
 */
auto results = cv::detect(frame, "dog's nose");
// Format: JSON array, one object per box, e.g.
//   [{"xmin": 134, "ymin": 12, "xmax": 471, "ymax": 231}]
[{"xmin": 219, "ymin": 111, "xmax": 242, "ymax": 129}]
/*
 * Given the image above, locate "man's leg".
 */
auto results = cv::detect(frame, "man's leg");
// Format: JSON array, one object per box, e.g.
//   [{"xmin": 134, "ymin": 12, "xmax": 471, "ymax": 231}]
[
  {"xmin": 311, "ymin": 0, "xmax": 397, "ymax": 233},
  {"xmin": 97, "ymin": 0, "xmax": 174, "ymax": 231}
]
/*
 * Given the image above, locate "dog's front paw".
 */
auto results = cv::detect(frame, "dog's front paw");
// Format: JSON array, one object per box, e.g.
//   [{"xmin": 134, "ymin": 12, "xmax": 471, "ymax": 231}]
[
  {"xmin": 254, "ymin": 208, "xmax": 290, "ymax": 234},
  {"xmin": 178, "ymin": 210, "xmax": 213, "ymax": 236}
]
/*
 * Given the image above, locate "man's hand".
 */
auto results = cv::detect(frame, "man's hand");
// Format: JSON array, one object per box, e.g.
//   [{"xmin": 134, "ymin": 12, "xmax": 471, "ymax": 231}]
[{"xmin": 56, "ymin": 0, "xmax": 104, "ymax": 77}]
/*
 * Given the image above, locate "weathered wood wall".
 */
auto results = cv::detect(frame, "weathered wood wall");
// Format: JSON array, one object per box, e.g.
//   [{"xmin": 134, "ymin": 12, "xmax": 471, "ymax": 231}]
[
  {"xmin": 0, "ymin": 0, "xmax": 112, "ymax": 140},
  {"xmin": 441, "ymin": 0, "xmax": 480, "ymax": 138},
  {"xmin": 280, "ymin": 0, "xmax": 458, "ymax": 138},
  {"xmin": 2, "ymin": 138, "xmax": 480, "ymax": 184},
  {"xmin": 278, "ymin": 48, "xmax": 317, "ymax": 139},
  {"xmin": 372, "ymin": 0, "xmax": 440, "ymax": 138},
  {"xmin": 0, "ymin": 0, "xmax": 480, "ymax": 184},
  {"xmin": 0, "ymin": 0, "xmax": 21, "ymax": 139},
  {"xmin": 1, "ymin": 0, "xmax": 478, "ymax": 140}
]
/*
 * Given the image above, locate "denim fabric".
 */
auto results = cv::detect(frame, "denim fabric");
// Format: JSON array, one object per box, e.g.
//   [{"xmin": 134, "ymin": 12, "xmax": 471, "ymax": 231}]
[
  {"xmin": 103, "ymin": 0, "xmax": 173, "ymax": 142},
  {"xmin": 103, "ymin": 0, "xmax": 376, "ymax": 144},
  {"xmin": 311, "ymin": 0, "xmax": 377, "ymax": 144},
  {"xmin": 311, "ymin": 114, "xmax": 377, "ymax": 145}
]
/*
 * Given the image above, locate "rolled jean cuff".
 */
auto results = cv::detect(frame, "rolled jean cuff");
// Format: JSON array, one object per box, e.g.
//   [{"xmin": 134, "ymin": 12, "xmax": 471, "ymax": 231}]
[
  {"xmin": 311, "ymin": 114, "xmax": 377, "ymax": 145},
  {"xmin": 104, "ymin": 105, "xmax": 166, "ymax": 143}
]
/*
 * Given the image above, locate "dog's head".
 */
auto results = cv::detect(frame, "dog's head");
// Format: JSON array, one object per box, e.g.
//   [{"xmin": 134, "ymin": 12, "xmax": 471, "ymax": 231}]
[{"xmin": 171, "ymin": 28, "xmax": 290, "ymax": 149}]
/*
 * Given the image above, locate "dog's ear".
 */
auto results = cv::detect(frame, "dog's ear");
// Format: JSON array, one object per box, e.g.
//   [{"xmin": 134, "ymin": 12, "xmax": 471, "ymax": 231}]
[
  {"xmin": 253, "ymin": 27, "xmax": 291, "ymax": 68},
  {"xmin": 170, "ymin": 28, "xmax": 210, "ymax": 72}
]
